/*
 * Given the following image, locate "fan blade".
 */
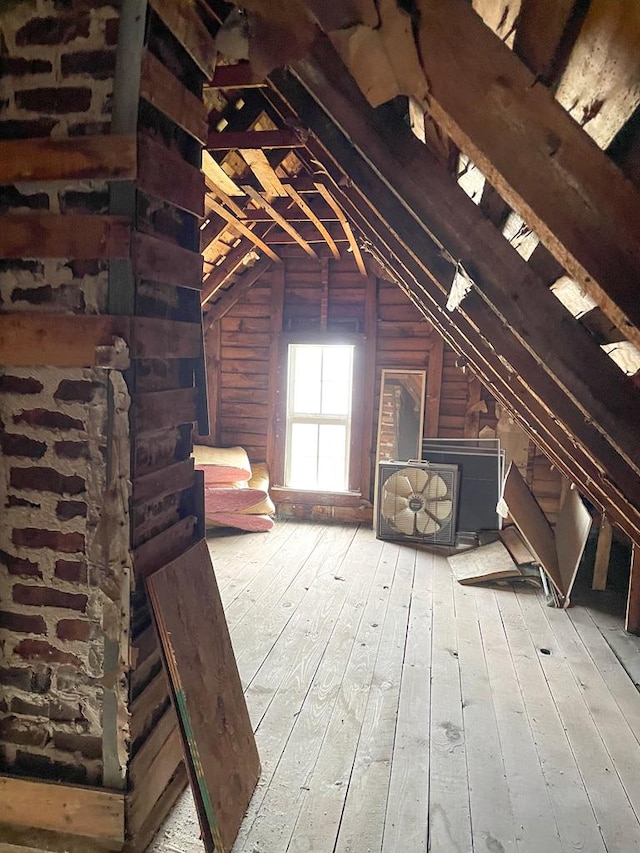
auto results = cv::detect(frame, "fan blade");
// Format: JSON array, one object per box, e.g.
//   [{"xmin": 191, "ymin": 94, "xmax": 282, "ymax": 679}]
[
  {"xmin": 425, "ymin": 498, "xmax": 453, "ymax": 521},
  {"xmin": 394, "ymin": 507, "xmax": 416, "ymax": 536},
  {"xmin": 386, "ymin": 472, "xmax": 414, "ymax": 498},
  {"xmin": 415, "ymin": 511, "xmax": 438, "ymax": 535},
  {"xmin": 405, "ymin": 467, "xmax": 429, "ymax": 493},
  {"xmin": 382, "ymin": 491, "xmax": 409, "ymax": 519},
  {"xmin": 424, "ymin": 474, "xmax": 448, "ymax": 499}
]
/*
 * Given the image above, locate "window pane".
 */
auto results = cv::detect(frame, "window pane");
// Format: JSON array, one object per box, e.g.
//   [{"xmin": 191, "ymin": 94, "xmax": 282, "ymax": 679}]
[
  {"xmin": 288, "ymin": 423, "xmax": 319, "ymax": 487},
  {"xmin": 321, "ymin": 346, "xmax": 353, "ymax": 415},
  {"xmin": 317, "ymin": 424, "xmax": 347, "ymax": 490},
  {"xmin": 291, "ymin": 345, "xmax": 321, "ymax": 414}
]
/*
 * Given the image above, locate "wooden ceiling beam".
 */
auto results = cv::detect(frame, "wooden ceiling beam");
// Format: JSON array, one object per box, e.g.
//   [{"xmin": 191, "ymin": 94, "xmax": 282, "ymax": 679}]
[
  {"xmin": 239, "ymin": 148, "xmax": 288, "ymax": 198},
  {"xmin": 201, "ymin": 236, "xmax": 258, "ymax": 305},
  {"xmin": 207, "ymin": 198, "xmax": 280, "ymax": 262},
  {"xmin": 288, "ymin": 39, "xmax": 640, "ymax": 473},
  {"xmin": 230, "ymin": 198, "xmax": 338, "ymax": 222},
  {"xmin": 207, "ymin": 63, "xmax": 267, "ymax": 90},
  {"xmin": 207, "ymin": 129, "xmax": 305, "ymax": 151},
  {"xmin": 513, "ymin": 0, "xmax": 581, "ymax": 85},
  {"xmin": 283, "ymin": 182, "xmax": 341, "ymax": 259},
  {"xmin": 202, "ymin": 150, "xmax": 245, "ymax": 198},
  {"xmin": 243, "ymin": 185, "xmax": 318, "ymax": 258},
  {"xmin": 267, "ymin": 56, "xmax": 640, "ymax": 540},
  {"xmin": 313, "ymin": 182, "xmax": 367, "ymax": 275},
  {"xmin": 411, "ymin": 0, "xmax": 640, "ymax": 347},
  {"xmin": 337, "ymin": 149, "xmax": 640, "ymax": 542},
  {"xmin": 204, "ymin": 257, "xmax": 273, "ymax": 325}
]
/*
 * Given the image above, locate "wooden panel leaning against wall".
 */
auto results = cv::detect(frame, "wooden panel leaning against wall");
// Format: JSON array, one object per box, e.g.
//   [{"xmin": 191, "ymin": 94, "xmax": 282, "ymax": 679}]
[{"xmin": 205, "ymin": 252, "xmax": 563, "ymax": 525}]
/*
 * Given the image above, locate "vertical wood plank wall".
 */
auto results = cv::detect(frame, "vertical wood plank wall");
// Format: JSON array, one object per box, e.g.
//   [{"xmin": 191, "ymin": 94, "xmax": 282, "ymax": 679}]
[{"xmin": 203, "ymin": 249, "xmax": 564, "ymax": 522}]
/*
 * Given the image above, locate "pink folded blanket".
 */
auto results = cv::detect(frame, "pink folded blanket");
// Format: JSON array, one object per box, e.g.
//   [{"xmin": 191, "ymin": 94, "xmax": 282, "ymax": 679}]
[
  {"xmin": 206, "ymin": 513, "xmax": 275, "ymax": 532},
  {"xmin": 204, "ymin": 486, "xmax": 268, "ymax": 514}
]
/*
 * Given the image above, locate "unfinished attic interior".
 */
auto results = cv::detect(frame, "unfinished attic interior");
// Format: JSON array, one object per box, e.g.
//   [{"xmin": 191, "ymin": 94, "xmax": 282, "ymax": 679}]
[{"xmin": 1, "ymin": 0, "xmax": 640, "ymax": 850}]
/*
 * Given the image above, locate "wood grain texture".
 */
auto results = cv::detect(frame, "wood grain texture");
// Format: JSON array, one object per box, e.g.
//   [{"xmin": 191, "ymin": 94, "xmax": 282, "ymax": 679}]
[
  {"xmin": 132, "ymin": 388, "xmax": 197, "ymax": 432},
  {"xmin": 146, "ymin": 539, "xmax": 260, "ymax": 853},
  {"xmin": 0, "ymin": 214, "xmax": 130, "ymax": 260},
  {"xmin": 148, "ymin": 0, "xmax": 217, "ymax": 78},
  {"xmin": 140, "ymin": 49, "xmax": 207, "ymax": 144},
  {"xmin": 0, "ymin": 135, "xmax": 136, "ymax": 184},
  {"xmin": 0, "ymin": 313, "xmax": 129, "ymax": 368},
  {"xmin": 137, "ymin": 134, "xmax": 205, "ymax": 216},
  {"xmin": 132, "ymin": 516, "xmax": 198, "ymax": 581},
  {"xmin": 416, "ymin": 0, "xmax": 640, "ymax": 346},
  {"xmin": 0, "ymin": 775, "xmax": 124, "ymax": 842},
  {"xmin": 133, "ymin": 231, "xmax": 203, "ymax": 290}
]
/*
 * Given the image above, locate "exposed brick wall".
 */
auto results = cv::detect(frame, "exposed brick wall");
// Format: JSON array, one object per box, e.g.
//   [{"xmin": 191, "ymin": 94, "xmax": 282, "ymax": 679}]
[
  {"xmin": 0, "ymin": 1, "xmax": 131, "ymax": 789},
  {"xmin": 0, "ymin": 0, "xmax": 118, "ymax": 140},
  {"xmin": 0, "ymin": 367, "xmax": 131, "ymax": 787}
]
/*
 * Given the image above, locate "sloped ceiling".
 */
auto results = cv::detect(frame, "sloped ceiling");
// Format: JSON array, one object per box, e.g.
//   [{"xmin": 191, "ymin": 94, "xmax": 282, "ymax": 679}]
[{"xmin": 199, "ymin": 0, "xmax": 640, "ymax": 547}]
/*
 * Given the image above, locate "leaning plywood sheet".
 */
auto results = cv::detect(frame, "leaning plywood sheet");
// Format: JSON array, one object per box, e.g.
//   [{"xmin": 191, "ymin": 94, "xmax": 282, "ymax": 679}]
[
  {"xmin": 501, "ymin": 462, "xmax": 562, "ymax": 593},
  {"xmin": 501, "ymin": 463, "xmax": 591, "ymax": 606},
  {"xmin": 555, "ymin": 486, "xmax": 592, "ymax": 607},
  {"xmin": 146, "ymin": 540, "xmax": 260, "ymax": 852},
  {"xmin": 499, "ymin": 525, "xmax": 535, "ymax": 566},
  {"xmin": 448, "ymin": 539, "xmax": 521, "ymax": 585}
]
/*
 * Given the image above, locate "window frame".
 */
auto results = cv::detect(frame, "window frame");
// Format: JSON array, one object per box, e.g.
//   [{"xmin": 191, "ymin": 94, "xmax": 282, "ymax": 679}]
[{"xmin": 273, "ymin": 332, "xmax": 365, "ymax": 494}]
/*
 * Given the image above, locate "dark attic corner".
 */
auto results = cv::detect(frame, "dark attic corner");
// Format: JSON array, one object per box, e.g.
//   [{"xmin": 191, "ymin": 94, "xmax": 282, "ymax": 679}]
[{"xmin": 0, "ymin": 0, "xmax": 639, "ymax": 851}]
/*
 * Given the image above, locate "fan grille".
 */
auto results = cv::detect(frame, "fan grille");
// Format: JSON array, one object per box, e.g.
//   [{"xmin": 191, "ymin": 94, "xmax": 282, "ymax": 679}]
[{"xmin": 377, "ymin": 462, "xmax": 458, "ymax": 545}]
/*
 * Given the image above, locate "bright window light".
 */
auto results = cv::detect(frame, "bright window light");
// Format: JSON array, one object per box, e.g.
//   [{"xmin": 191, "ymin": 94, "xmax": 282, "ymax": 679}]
[{"xmin": 285, "ymin": 344, "xmax": 354, "ymax": 491}]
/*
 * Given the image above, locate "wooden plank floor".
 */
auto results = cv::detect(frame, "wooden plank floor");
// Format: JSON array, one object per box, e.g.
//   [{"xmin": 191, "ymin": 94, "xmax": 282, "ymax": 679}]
[{"xmin": 148, "ymin": 521, "xmax": 640, "ymax": 853}]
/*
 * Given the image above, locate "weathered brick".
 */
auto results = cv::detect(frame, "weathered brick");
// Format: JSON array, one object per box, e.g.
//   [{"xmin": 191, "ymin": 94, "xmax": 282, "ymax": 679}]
[
  {"xmin": 0, "ymin": 611, "xmax": 47, "ymax": 635},
  {"xmin": 12, "ymin": 528, "xmax": 85, "ymax": 553},
  {"xmin": 56, "ymin": 618, "xmax": 92, "ymax": 642},
  {"xmin": 104, "ymin": 17, "xmax": 119, "ymax": 46},
  {"xmin": 10, "ymin": 697, "xmax": 46, "ymax": 717},
  {"xmin": 54, "ymin": 440, "xmax": 90, "ymax": 459},
  {"xmin": 10, "ymin": 466, "xmax": 85, "ymax": 495},
  {"xmin": 1, "ymin": 433, "xmax": 47, "ymax": 459},
  {"xmin": 0, "ymin": 665, "xmax": 51, "ymax": 694},
  {"xmin": 10, "ymin": 283, "xmax": 87, "ymax": 312},
  {"xmin": 61, "ymin": 49, "xmax": 115, "ymax": 80},
  {"xmin": 0, "ymin": 375, "xmax": 44, "ymax": 394},
  {"xmin": 0, "ymin": 716, "xmax": 50, "ymax": 748},
  {"xmin": 68, "ymin": 120, "xmax": 111, "ymax": 137},
  {"xmin": 56, "ymin": 500, "xmax": 87, "ymax": 521},
  {"xmin": 16, "ymin": 16, "xmax": 91, "ymax": 46},
  {"xmin": 8, "ymin": 750, "xmax": 88, "ymax": 785},
  {"xmin": 11, "ymin": 285, "xmax": 53, "ymax": 305},
  {"xmin": 0, "ymin": 549, "xmax": 40, "ymax": 577},
  {"xmin": 2, "ymin": 57, "xmax": 53, "ymax": 76},
  {"xmin": 9, "ymin": 696, "xmax": 86, "ymax": 725},
  {"xmin": 14, "ymin": 639, "xmax": 82, "ymax": 667},
  {"xmin": 0, "ymin": 185, "xmax": 49, "ymax": 214},
  {"xmin": 13, "ymin": 584, "xmax": 87, "ymax": 611},
  {"xmin": 13, "ymin": 409, "xmax": 84, "ymax": 431},
  {"xmin": 6, "ymin": 495, "xmax": 41, "ymax": 509},
  {"xmin": 54, "ymin": 558, "xmax": 87, "ymax": 583},
  {"xmin": 54, "ymin": 379, "xmax": 98, "ymax": 402},
  {"xmin": 50, "ymin": 700, "xmax": 87, "ymax": 724},
  {"xmin": 0, "ymin": 259, "xmax": 44, "ymax": 274},
  {"xmin": 53, "ymin": 731, "xmax": 101, "ymax": 760},
  {"xmin": 15, "ymin": 87, "xmax": 92, "ymax": 115},
  {"xmin": 0, "ymin": 118, "xmax": 57, "ymax": 140}
]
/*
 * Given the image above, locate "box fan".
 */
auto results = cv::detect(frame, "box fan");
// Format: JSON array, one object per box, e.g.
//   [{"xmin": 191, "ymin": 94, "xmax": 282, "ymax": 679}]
[{"xmin": 377, "ymin": 461, "xmax": 459, "ymax": 545}]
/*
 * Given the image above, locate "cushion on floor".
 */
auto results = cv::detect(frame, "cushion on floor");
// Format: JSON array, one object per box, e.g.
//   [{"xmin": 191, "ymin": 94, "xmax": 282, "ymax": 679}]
[
  {"xmin": 206, "ymin": 512, "xmax": 275, "ymax": 532},
  {"xmin": 193, "ymin": 444, "xmax": 252, "ymax": 484}
]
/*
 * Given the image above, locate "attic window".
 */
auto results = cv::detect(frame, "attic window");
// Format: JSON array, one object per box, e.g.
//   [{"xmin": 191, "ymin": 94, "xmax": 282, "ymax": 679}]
[{"xmin": 285, "ymin": 343, "xmax": 355, "ymax": 491}]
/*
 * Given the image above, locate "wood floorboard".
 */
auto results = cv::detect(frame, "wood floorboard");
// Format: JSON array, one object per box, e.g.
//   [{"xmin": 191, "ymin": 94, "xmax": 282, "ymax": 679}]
[{"xmin": 148, "ymin": 523, "xmax": 640, "ymax": 853}]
